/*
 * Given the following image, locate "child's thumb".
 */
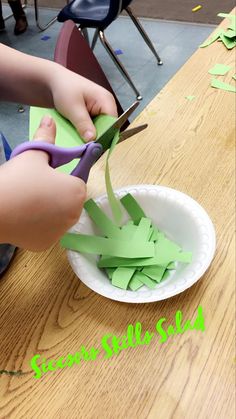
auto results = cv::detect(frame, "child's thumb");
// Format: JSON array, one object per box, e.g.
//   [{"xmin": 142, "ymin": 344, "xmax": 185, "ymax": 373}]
[{"xmin": 33, "ymin": 115, "xmax": 56, "ymax": 144}]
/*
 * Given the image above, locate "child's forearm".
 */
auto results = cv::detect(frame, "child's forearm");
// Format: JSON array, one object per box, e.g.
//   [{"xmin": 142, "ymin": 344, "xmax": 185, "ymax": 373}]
[{"xmin": 0, "ymin": 43, "xmax": 58, "ymax": 107}]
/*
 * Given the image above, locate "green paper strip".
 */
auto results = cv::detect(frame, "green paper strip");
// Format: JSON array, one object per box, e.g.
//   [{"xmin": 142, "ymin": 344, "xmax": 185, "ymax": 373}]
[
  {"xmin": 211, "ymin": 78, "xmax": 236, "ymax": 93},
  {"xmin": 217, "ymin": 13, "xmax": 236, "ymax": 31},
  {"xmin": 223, "ymin": 29, "xmax": 236, "ymax": 39},
  {"xmin": 142, "ymin": 265, "xmax": 167, "ymax": 282},
  {"xmin": 98, "ymin": 250, "xmax": 192, "ymax": 268},
  {"xmin": 120, "ymin": 193, "xmax": 146, "ymax": 224},
  {"xmin": 219, "ymin": 33, "xmax": 236, "ymax": 49},
  {"xmin": 129, "ymin": 275, "xmax": 143, "ymax": 291},
  {"xmin": 105, "ymin": 267, "xmax": 116, "ymax": 279},
  {"xmin": 111, "ymin": 267, "xmax": 135, "ymax": 289},
  {"xmin": 105, "ymin": 130, "xmax": 123, "ymax": 226},
  {"xmin": 167, "ymin": 262, "xmax": 176, "ymax": 269},
  {"xmin": 199, "ymin": 29, "xmax": 222, "ymax": 48},
  {"xmin": 132, "ymin": 272, "xmax": 157, "ymax": 289},
  {"xmin": 61, "ymin": 233, "xmax": 155, "ymax": 258},
  {"xmin": 208, "ymin": 64, "xmax": 232, "ymax": 75},
  {"xmin": 133, "ymin": 217, "xmax": 152, "ymax": 241},
  {"xmin": 120, "ymin": 223, "xmax": 137, "ymax": 240},
  {"xmin": 84, "ymin": 199, "xmax": 122, "ymax": 239}
]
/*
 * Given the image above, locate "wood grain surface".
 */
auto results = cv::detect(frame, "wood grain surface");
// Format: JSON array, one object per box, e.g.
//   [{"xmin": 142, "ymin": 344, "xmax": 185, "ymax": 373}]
[{"xmin": 0, "ymin": 13, "xmax": 235, "ymax": 419}]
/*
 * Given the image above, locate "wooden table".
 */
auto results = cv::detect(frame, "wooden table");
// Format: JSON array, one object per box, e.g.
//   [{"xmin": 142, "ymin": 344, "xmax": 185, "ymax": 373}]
[{"xmin": 0, "ymin": 13, "xmax": 235, "ymax": 419}]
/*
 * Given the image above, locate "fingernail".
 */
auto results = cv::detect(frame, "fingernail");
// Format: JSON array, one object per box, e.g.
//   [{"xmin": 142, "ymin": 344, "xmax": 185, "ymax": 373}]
[
  {"xmin": 40, "ymin": 115, "xmax": 53, "ymax": 127},
  {"xmin": 83, "ymin": 130, "xmax": 95, "ymax": 141}
]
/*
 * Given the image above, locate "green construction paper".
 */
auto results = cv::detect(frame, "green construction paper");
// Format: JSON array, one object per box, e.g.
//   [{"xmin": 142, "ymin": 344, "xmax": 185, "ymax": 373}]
[
  {"xmin": 142, "ymin": 265, "xmax": 167, "ymax": 282},
  {"xmin": 232, "ymin": 74, "xmax": 236, "ymax": 80},
  {"xmin": 111, "ymin": 267, "xmax": 135, "ymax": 289},
  {"xmin": 185, "ymin": 95, "xmax": 196, "ymax": 101},
  {"xmin": 30, "ymin": 107, "xmax": 116, "ymax": 174},
  {"xmin": 61, "ymin": 233, "xmax": 155, "ymax": 258},
  {"xmin": 129, "ymin": 275, "xmax": 143, "ymax": 291},
  {"xmin": 150, "ymin": 228, "xmax": 162, "ymax": 242},
  {"xmin": 208, "ymin": 64, "xmax": 232, "ymax": 75},
  {"xmin": 132, "ymin": 271, "xmax": 157, "ymax": 289},
  {"xmin": 199, "ymin": 29, "xmax": 222, "ymax": 48},
  {"xmin": 217, "ymin": 13, "xmax": 236, "ymax": 31},
  {"xmin": 120, "ymin": 193, "xmax": 146, "ymax": 224},
  {"xmin": 98, "ymin": 249, "xmax": 192, "ymax": 268},
  {"xmin": 223, "ymin": 29, "xmax": 236, "ymax": 39},
  {"xmin": 120, "ymin": 223, "xmax": 137, "ymax": 240},
  {"xmin": 211, "ymin": 78, "xmax": 236, "ymax": 93},
  {"xmin": 133, "ymin": 217, "xmax": 152, "ymax": 241},
  {"xmin": 105, "ymin": 267, "xmax": 116, "ymax": 279},
  {"xmin": 84, "ymin": 199, "xmax": 122, "ymax": 239},
  {"xmin": 167, "ymin": 262, "xmax": 176, "ymax": 269},
  {"xmin": 105, "ymin": 130, "xmax": 123, "ymax": 226},
  {"xmin": 30, "ymin": 107, "xmax": 84, "ymax": 174},
  {"xmin": 219, "ymin": 33, "xmax": 236, "ymax": 49}
]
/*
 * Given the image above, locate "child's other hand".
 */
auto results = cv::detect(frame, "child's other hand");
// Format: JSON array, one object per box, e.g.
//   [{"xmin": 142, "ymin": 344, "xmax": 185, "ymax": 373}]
[
  {"xmin": 0, "ymin": 116, "xmax": 86, "ymax": 251},
  {"xmin": 50, "ymin": 66, "xmax": 118, "ymax": 142}
]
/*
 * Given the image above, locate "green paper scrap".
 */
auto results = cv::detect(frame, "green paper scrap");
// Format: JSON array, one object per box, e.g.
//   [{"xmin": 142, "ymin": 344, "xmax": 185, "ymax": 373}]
[
  {"xmin": 232, "ymin": 74, "xmax": 236, "ymax": 80},
  {"xmin": 219, "ymin": 33, "xmax": 236, "ymax": 49},
  {"xmin": 211, "ymin": 78, "xmax": 236, "ymax": 93},
  {"xmin": 185, "ymin": 95, "xmax": 196, "ymax": 101},
  {"xmin": 30, "ymin": 107, "xmax": 84, "ymax": 174},
  {"xmin": 111, "ymin": 267, "xmax": 135, "ymax": 289},
  {"xmin": 120, "ymin": 193, "xmax": 146, "ymax": 224},
  {"xmin": 217, "ymin": 13, "xmax": 236, "ymax": 31},
  {"xmin": 199, "ymin": 29, "xmax": 222, "ymax": 48},
  {"xmin": 167, "ymin": 262, "xmax": 176, "ymax": 269},
  {"xmin": 129, "ymin": 275, "xmax": 143, "ymax": 291},
  {"xmin": 61, "ymin": 233, "xmax": 155, "ymax": 258},
  {"xmin": 106, "ymin": 267, "xmax": 116, "ymax": 279},
  {"xmin": 84, "ymin": 199, "xmax": 122, "ymax": 239},
  {"xmin": 105, "ymin": 130, "xmax": 123, "ymax": 226},
  {"xmin": 132, "ymin": 271, "xmax": 157, "ymax": 289},
  {"xmin": 224, "ymin": 29, "xmax": 236, "ymax": 39},
  {"xmin": 208, "ymin": 64, "xmax": 232, "ymax": 76},
  {"xmin": 142, "ymin": 265, "xmax": 167, "ymax": 282},
  {"xmin": 30, "ymin": 107, "xmax": 116, "ymax": 174},
  {"xmin": 62, "ymin": 194, "xmax": 192, "ymax": 291}
]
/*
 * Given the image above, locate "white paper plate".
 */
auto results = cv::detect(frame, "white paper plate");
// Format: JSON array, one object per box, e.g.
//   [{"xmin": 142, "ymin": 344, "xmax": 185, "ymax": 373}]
[{"xmin": 67, "ymin": 185, "xmax": 216, "ymax": 303}]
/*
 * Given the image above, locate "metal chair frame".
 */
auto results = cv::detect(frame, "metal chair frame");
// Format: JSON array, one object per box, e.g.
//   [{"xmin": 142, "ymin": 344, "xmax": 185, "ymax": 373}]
[
  {"xmin": 88, "ymin": 5, "xmax": 163, "ymax": 101},
  {"xmin": 4, "ymin": 0, "xmax": 68, "ymax": 31}
]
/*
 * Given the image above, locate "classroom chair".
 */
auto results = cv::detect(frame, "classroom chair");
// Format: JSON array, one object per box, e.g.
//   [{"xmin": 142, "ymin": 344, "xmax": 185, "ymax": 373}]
[
  {"xmin": 54, "ymin": 19, "xmax": 128, "ymax": 129},
  {"xmin": 57, "ymin": 0, "xmax": 163, "ymax": 100}
]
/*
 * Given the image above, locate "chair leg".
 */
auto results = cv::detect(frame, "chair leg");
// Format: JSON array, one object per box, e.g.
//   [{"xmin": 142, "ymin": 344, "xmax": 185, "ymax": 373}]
[
  {"xmin": 125, "ymin": 6, "xmax": 163, "ymax": 65},
  {"xmin": 4, "ymin": 0, "xmax": 27, "ymax": 21},
  {"xmin": 79, "ymin": 27, "xmax": 90, "ymax": 44},
  {"xmin": 99, "ymin": 30, "xmax": 142, "ymax": 101},
  {"xmin": 34, "ymin": 0, "xmax": 58, "ymax": 31},
  {"xmin": 91, "ymin": 28, "xmax": 99, "ymax": 50}
]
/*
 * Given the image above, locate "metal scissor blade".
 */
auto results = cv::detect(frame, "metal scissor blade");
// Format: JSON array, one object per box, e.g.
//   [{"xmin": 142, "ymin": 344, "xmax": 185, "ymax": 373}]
[
  {"xmin": 118, "ymin": 123, "xmax": 148, "ymax": 144},
  {"xmin": 95, "ymin": 100, "xmax": 140, "ymax": 152}
]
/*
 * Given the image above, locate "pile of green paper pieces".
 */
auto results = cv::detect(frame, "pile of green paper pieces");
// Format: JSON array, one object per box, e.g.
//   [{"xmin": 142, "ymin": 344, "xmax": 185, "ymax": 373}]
[
  {"xmin": 61, "ymin": 193, "xmax": 192, "ymax": 291},
  {"xmin": 200, "ymin": 13, "xmax": 236, "ymax": 50}
]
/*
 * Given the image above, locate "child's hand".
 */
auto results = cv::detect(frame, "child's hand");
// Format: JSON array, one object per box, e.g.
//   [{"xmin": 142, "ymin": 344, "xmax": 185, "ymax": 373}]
[
  {"xmin": 50, "ymin": 66, "xmax": 118, "ymax": 142},
  {"xmin": 0, "ymin": 116, "xmax": 86, "ymax": 251}
]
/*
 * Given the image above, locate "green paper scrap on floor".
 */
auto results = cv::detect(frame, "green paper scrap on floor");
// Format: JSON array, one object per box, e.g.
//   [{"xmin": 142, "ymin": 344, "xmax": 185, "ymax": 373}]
[
  {"xmin": 61, "ymin": 194, "xmax": 192, "ymax": 291},
  {"xmin": 208, "ymin": 63, "xmax": 231, "ymax": 76}
]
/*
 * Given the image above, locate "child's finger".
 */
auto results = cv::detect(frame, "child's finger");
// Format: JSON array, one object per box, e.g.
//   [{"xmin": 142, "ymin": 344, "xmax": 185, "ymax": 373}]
[
  {"xmin": 67, "ymin": 105, "xmax": 96, "ymax": 142},
  {"xmin": 33, "ymin": 115, "xmax": 56, "ymax": 144}
]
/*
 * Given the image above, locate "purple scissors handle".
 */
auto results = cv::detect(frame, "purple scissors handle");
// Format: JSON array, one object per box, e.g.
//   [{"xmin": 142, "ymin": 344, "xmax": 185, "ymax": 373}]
[{"xmin": 10, "ymin": 141, "xmax": 103, "ymax": 183}]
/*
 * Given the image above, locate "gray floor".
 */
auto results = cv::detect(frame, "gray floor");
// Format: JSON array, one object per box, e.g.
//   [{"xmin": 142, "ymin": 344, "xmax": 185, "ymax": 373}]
[{"xmin": 0, "ymin": 6, "xmax": 214, "ymax": 149}]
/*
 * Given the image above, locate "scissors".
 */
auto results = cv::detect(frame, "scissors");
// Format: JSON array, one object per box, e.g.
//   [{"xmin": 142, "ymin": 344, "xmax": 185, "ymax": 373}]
[{"xmin": 10, "ymin": 101, "xmax": 147, "ymax": 183}]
